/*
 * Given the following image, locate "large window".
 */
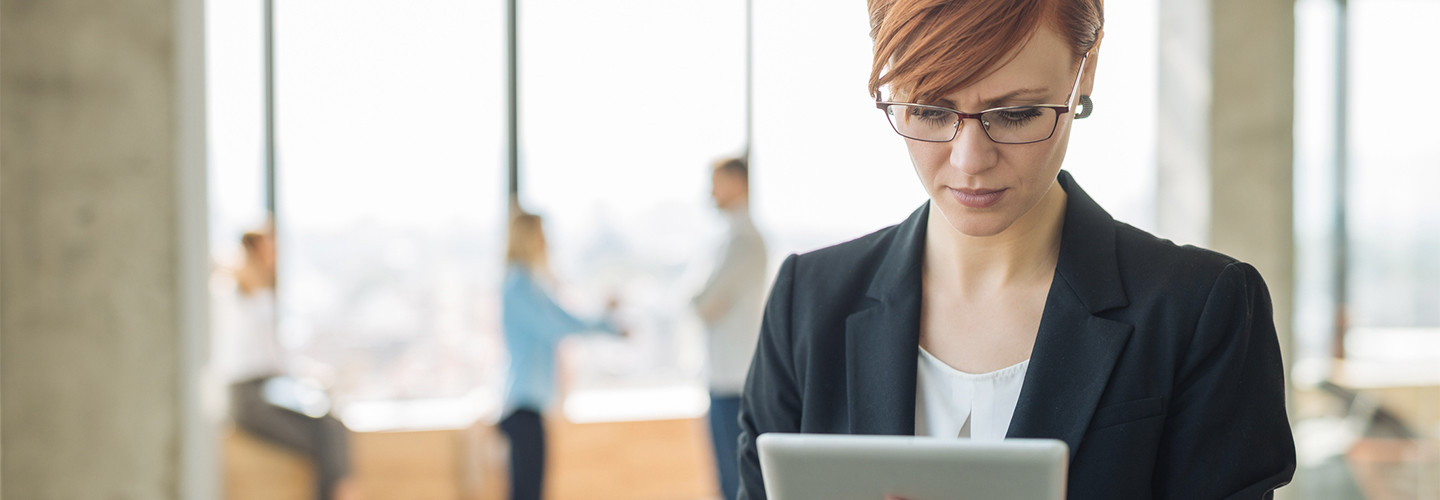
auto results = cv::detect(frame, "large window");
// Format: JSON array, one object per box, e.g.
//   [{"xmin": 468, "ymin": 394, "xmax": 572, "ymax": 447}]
[
  {"xmin": 206, "ymin": 1, "xmax": 267, "ymax": 263},
  {"xmin": 1292, "ymin": 1, "xmax": 1440, "ymax": 497},
  {"xmin": 1336, "ymin": 0, "xmax": 1440, "ymax": 350},
  {"xmin": 517, "ymin": 0, "xmax": 747, "ymax": 422},
  {"xmin": 272, "ymin": 0, "xmax": 507, "ymax": 431},
  {"xmin": 1294, "ymin": 0, "xmax": 1440, "ymax": 366}
]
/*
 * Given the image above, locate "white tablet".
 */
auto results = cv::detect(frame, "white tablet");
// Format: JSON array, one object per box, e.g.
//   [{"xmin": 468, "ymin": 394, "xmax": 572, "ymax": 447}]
[{"xmin": 757, "ymin": 433, "xmax": 1068, "ymax": 500}]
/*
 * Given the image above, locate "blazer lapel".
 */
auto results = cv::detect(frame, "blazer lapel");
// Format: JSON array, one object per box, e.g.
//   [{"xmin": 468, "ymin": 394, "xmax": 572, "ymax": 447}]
[
  {"xmin": 845, "ymin": 203, "xmax": 928, "ymax": 436},
  {"xmin": 1006, "ymin": 171, "xmax": 1134, "ymax": 459},
  {"xmin": 1005, "ymin": 277, "xmax": 1133, "ymax": 456},
  {"xmin": 839, "ymin": 171, "xmax": 1132, "ymax": 449}
]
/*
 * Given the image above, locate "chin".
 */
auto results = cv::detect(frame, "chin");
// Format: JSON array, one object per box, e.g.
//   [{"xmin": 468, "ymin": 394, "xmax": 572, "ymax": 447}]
[{"xmin": 935, "ymin": 204, "xmax": 1017, "ymax": 238}]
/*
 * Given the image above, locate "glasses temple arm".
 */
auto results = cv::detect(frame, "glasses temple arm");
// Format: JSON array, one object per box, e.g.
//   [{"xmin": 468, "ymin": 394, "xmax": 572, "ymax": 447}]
[{"xmin": 1066, "ymin": 53, "xmax": 1090, "ymax": 111}]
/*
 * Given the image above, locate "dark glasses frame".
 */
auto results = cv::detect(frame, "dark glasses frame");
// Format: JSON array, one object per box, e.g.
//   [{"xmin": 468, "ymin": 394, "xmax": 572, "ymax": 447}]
[{"xmin": 874, "ymin": 52, "xmax": 1090, "ymax": 144}]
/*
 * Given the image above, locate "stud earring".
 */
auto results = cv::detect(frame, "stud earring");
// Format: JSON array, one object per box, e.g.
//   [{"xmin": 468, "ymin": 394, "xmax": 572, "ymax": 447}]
[{"xmin": 1075, "ymin": 95, "xmax": 1094, "ymax": 119}]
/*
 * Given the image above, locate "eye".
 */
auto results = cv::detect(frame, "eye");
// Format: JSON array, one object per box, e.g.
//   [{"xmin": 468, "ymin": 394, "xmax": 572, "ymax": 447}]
[
  {"xmin": 909, "ymin": 107, "xmax": 955, "ymax": 126},
  {"xmin": 988, "ymin": 107, "xmax": 1045, "ymax": 129}
]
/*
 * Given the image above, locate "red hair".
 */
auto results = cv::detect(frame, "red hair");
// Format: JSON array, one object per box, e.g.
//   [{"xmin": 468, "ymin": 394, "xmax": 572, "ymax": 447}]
[{"xmin": 867, "ymin": 0, "xmax": 1104, "ymax": 103}]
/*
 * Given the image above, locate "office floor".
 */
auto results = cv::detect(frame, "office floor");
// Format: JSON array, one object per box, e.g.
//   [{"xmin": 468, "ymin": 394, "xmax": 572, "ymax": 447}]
[{"xmin": 226, "ymin": 416, "xmax": 722, "ymax": 500}]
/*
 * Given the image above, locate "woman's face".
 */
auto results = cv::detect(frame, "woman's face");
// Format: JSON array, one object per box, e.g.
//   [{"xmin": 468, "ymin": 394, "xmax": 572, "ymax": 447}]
[
  {"xmin": 902, "ymin": 27, "xmax": 1096, "ymax": 238},
  {"xmin": 248, "ymin": 234, "xmax": 276, "ymax": 269}
]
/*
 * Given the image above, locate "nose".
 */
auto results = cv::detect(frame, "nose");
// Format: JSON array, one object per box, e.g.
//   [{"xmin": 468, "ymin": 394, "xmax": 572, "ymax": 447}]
[{"xmin": 947, "ymin": 118, "xmax": 999, "ymax": 176}]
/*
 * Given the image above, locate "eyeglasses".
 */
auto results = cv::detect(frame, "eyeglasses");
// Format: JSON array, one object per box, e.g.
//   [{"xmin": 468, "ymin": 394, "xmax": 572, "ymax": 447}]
[{"xmin": 875, "ymin": 53, "xmax": 1090, "ymax": 144}]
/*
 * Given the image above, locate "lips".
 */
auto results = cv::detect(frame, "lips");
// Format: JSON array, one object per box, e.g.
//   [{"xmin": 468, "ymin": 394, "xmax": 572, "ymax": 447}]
[{"xmin": 949, "ymin": 187, "xmax": 1007, "ymax": 209}]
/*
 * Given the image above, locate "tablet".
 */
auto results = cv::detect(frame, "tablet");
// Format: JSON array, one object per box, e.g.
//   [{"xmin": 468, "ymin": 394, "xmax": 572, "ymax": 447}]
[{"xmin": 757, "ymin": 433, "xmax": 1068, "ymax": 500}]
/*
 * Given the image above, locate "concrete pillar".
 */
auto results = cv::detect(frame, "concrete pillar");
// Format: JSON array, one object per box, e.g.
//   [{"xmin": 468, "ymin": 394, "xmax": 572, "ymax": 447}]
[
  {"xmin": 0, "ymin": 0, "xmax": 213, "ymax": 498},
  {"xmin": 1159, "ymin": 0, "xmax": 1295, "ymax": 494},
  {"xmin": 1207, "ymin": 0, "xmax": 1295, "ymax": 361},
  {"xmin": 1159, "ymin": 0, "xmax": 1295, "ymax": 359}
]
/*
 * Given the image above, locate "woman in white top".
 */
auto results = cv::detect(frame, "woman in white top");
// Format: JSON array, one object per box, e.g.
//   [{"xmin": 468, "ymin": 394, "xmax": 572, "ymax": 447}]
[
  {"xmin": 736, "ymin": 1, "xmax": 1296, "ymax": 498},
  {"xmin": 216, "ymin": 228, "xmax": 359, "ymax": 500}
]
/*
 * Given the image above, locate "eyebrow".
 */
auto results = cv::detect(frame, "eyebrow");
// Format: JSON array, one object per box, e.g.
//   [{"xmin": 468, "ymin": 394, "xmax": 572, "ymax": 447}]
[
  {"xmin": 929, "ymin": 87, "xmax": 1056, "ymax": 110},
  {"xmin": 978, "ymin": 87, "xmax": 1054, "ymax": 108}
]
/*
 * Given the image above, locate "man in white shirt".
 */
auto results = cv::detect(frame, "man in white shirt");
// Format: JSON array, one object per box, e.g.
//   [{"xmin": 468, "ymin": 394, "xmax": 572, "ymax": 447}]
[{"xmin": 693, "ymin": 157, "xmax": 768, "ymax": 500}]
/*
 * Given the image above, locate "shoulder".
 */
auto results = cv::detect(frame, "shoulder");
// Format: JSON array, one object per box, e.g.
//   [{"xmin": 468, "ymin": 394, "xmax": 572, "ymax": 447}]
[
  {"xmin": 1108, "ymin": 221, "xmax": 1267, "ymax": 314},
  {"xmin": 783, "ymin": 222, "xmax": 901, "ymax": 292},
  {"xmin": 503, "ymin": 265, "xmax": 525, "ymax": 284},
  {"xmin": 1114, "ymin": 221, "xmax": 1237, "ymax": 274},
  {"xmin": 502, "ymin": 265, "xmax": 540, "ymax": 295}
]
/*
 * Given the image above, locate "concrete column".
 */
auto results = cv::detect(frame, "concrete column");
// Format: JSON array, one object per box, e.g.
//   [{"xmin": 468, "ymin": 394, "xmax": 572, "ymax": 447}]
[
  {"xmin": 1159, "ymin": 0, "xmax": 1295, "ymax": 495},
  {"xmin": 1159, "ymin": 0, "xmax": 1295, "ymax": 357},
  {"xmin": 1208, "ymin": 0, "xmax": 1295, "ymax": 364},
  {"xmin": 0, "ymin": 0, "xmax": 212, "ymax": 498}
]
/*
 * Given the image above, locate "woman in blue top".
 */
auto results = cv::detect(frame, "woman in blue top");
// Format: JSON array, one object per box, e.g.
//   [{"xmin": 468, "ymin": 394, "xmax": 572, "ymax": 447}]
[{"xmin": 500, "ymin": 210, "xmax": 620, "ymax": 500}]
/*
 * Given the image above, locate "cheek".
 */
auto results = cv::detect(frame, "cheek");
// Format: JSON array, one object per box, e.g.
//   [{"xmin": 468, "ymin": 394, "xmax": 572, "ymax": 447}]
[
  {"xmin": 1002, "ymin": 137, "xmax": 1067, "ymax": 179},
  {"xmin": 904, "ymin": 142, "xmax": 947, "ymax": 181},
  {"xmin": 1039, "ymin": 131, "xmax": 1073, "ymax": 174}
]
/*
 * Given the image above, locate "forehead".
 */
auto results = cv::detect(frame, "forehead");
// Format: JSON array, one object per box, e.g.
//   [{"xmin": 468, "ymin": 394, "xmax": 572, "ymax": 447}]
[{"xmin": 934, "ymin": 27, "xmax": 1075, "ymax": 103}]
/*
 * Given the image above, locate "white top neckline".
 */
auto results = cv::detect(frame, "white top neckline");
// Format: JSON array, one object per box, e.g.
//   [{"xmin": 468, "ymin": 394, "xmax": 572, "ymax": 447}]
[
  {"xmin": 917, "ymin": 347, "xmax": 1030, "ymax": 380},
  {"xmin": 914, "ymin": 346, "xmax": 1030, "ymax": 441}
]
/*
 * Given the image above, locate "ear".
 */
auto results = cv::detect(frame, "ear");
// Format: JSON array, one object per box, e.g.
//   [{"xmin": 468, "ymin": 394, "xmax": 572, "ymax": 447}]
[{"xmin": 1079, "ymin": 29, "xmax": 1104, "ymax": 97}]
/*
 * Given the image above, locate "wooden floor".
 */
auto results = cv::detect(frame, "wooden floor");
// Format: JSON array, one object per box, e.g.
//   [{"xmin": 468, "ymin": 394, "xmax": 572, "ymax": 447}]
[
  {"xmin": 224, "ymin": 429, "xmax": 315, "ymax": 500},
  {"xmin": 548, "ymin": 417, "xmax": 719, "ymax": 500},
  {"xmin": 224, "ymin": 416, "xmax": 719, "ymax": 500}
]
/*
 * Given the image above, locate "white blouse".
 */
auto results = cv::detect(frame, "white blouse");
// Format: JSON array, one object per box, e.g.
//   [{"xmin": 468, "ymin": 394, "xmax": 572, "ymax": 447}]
[
  {"xmin": 914, "ymin": 347, "xmax": 1030, "ymax": 441},
  {"xmin": 212, "ymin": 287, "xmax": 285, "ymax": 384}
]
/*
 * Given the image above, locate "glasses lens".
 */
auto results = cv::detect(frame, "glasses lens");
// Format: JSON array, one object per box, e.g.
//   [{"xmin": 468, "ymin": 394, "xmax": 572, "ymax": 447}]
[
  {"xmin": 885, "ymin": 105, "xmax": 958, "ymax": 142},
  {"xmin": 980, "ymin": 107, "xmax": 1059, "ymax": 144}
]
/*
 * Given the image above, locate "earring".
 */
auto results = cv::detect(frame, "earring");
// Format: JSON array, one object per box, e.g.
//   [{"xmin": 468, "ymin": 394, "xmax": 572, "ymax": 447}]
[{"xmin": 1075, "ymin": 95, "xmax": 1094, "ymax": 119}]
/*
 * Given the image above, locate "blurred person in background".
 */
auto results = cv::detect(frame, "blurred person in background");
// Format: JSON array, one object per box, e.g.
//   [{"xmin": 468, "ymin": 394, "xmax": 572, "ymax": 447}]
[
  {"xmin": 214, "ymin": 224, "xmax": 359, "ymax": 500},
  {"xmin": 501, "ymin": 207, "xmax": 624, "ymax": 500},
  {"xmin": 692, "ymin": 157, "xmax": 768, "ymax": 500}
]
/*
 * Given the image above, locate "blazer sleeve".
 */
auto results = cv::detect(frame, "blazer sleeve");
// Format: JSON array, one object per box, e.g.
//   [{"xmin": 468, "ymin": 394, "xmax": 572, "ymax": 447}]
[
  {"xmin": 1153, "ymin": 262, "xmax": 1297, "ymax": 498},
  {"xmin": 737, "ymin": 254, "xmax": 802, "ymax": 500}
]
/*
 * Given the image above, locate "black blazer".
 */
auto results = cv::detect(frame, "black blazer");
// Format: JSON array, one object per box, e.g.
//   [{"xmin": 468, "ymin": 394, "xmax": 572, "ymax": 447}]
[{"xmin": 737, "ymin": 171, "xmax": 1296, "ymax": 499}]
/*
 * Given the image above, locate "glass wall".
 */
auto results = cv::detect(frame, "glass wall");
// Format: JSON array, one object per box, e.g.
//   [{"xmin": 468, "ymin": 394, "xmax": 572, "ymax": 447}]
[
  {"xmin": 206, "ymin": 0, "xmax": 267, "ymax": 263},
  {"xmin": 1294, "ymin": 0, "xmax": 1440, "ymax": 387},
  {"xmin": 1339, "ymin": 0, "xmax": 1440, "ymax": 349},
  {"xmin": 1293, "ymin": 0, "xmax": 1440, "ymax": 497},
  {"xmin": 271, "ymin": 0, "xmax": 508, "ymax": 431},
  {"xmin": 516, "ymin": 0, "xmax": 747, "ymax": 423}
]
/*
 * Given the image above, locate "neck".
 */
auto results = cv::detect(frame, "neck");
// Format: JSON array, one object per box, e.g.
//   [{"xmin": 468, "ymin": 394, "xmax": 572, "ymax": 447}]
[
  {"xmin": 924, "ymin": 182, "xmax": 1067, "ymax": 296},
  {"xmin": 722, "ymin": 197, "xmax": 749, "ymax": 214}
]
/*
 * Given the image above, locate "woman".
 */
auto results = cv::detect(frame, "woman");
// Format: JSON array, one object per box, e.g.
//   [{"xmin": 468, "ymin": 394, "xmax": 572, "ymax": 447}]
[
  {"xmin": 218, "ymin": 227, "xmax": 359, "ymax": 500},
  {"xmin": 500, "ymin": 210, "xmax": 621, "ymax": 500},
  {"xmin": 737, "ymin": 1, "xmax": 1296, "ymax": 499}
]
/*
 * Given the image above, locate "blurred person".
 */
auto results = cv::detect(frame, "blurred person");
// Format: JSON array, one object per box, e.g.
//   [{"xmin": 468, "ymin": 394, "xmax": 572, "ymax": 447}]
[
  {"xmin": 692, "ymin": 157, "xmax": 768, "ymax": 500},
  {"xmin": 215, "ymin": 226, "xmax": 360, "ymax": 500},
  {"xmin": 737, "ymin": 1, "xmax": 1296, "ymax": 498},
  {"xmin": 501, "ymin": 208, "xmax": 622, "ymax": 500}
]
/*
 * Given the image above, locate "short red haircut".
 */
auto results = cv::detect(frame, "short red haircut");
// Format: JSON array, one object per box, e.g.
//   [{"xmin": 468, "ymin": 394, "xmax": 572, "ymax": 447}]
[{"xmin": 867, "ymin": 0, "xmax": 1104, "ymax": 103}]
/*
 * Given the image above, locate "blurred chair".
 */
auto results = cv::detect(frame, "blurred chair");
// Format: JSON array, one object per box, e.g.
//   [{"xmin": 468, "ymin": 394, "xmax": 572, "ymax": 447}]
[
  {"xmin": 1315, "ymin": 380, "xmax": 1439, "ymax": 499},
  {"xmin": 1317, "ymin": 380, "xmax": 1416, "ymax": 439}
]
